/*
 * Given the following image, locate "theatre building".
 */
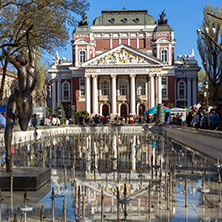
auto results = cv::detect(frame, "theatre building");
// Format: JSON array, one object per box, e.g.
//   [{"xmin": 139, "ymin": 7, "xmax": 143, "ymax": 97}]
[{"xmin": 48, "ymin": 9, "xmax": 200, "ymax": 117}]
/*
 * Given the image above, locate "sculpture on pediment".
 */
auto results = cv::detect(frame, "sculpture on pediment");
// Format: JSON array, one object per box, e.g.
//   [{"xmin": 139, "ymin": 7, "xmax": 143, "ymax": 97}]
[
  {"xmin": 97, "ymin": 49, "xmax": 148, "ymax": 65},
  {"xmin": 158, "ymin": 10, "xmax": 168, "ymax": 25},
  {"xmin": 78, "ymin": 12, "xmax": 88, "ymax": 26}
]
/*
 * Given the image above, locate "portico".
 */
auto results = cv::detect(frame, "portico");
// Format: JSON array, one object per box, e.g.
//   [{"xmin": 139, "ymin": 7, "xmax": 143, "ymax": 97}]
[{"xmin": 82, "ymin": 45, "xmax": 164, "ymax": 117}]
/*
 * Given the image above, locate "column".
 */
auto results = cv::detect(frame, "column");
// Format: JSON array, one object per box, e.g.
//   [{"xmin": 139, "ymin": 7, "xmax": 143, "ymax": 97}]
[
  {"xmin": 130, "ymin": 74, "xmax": 136, "ymax": 115},
  {"xmin": 192, "ymin": 77, "xmax": 197, "ymax": 105},
  {"xmin": 92, "ymin": 75, "xmax": 98, "ymax": 115},
  {"xmin": 85, "ymin": 75, "xmax": 91, "ymax": 114},
  {"xmin": 111, "ymin": 75, "xmax": 117, "ymax": 115},
  {"xmin": 169, "ymin": 44, "xmax": 172, "ymax": 65},
  {"xmin": 75, "ymin": 45, "xmax": 79, "ymax": 66},
  {"xmin": 71, "ymin": 78, "xmax": 73, "ymax": 105},
  {"xmin": 87, "ymin": 45, "xmax": 89, "ymax": 60},
  {"xmin": 57, "ymin": 79, "xmax": 60, "ymax": 102},
  {"xmin": 52, "ymin": 79, "xmax": 56, "ymax": 114},
  {"xmin": 137, "ymin": 33, "xmax": 139, "ymax": 49},
  {"xmin": 157, "ymin": 44, "xmax": 160, "ymax": 59},
  {"xmin": 149, "ymin": 74, "xmax": 155, "ymax": 108},
  {"xmin": 110, "ymin": 38, "xmax": 112, "ymax": 49},
  {"xmin": 187, "ymin": 78, "xmax": 192, "ymax": 107},
  {"xmin": 157, "ymin": 75, "xmax": 162, "ymax": 104}
]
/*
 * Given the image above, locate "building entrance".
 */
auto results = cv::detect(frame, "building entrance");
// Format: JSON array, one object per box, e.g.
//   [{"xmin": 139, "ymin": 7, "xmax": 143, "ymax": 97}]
[
  {"xmin": 139, "ymin": 104, "xmax": 145, "ymax": 116},
  {"xmin": 102, "ymin": 104, "xmax": 109, "ymax": 116},
  {"xmin": 120, "ymin": 104, "xmax": 127, "ymax": 117}
]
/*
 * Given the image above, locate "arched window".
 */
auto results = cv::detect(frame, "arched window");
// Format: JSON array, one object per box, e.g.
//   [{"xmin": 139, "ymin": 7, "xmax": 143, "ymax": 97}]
[
  {"xmin": 178, "ymin": 81, "xmax": 185, "ymax": 99},
  {"xmin": 119, "ymin": 80, "xmax": 127, "ymax": 95},
  {"xmin": 161, "ymin": 50, "xmax": 167, "ymax": 62},
  {"xmin": 80, "ymin": 51, "xmax": 86, "ymax": 63},
  {"xmin": 137, "ymin": 80, "xmax": 145, "ymax": 95},
  {"xmin": 101, "ymin": 81, "xmax": 109, "ymax": 95},
  {"xmin": 62, "ymin": 82, "xmax": 70, "ymax": 99}
]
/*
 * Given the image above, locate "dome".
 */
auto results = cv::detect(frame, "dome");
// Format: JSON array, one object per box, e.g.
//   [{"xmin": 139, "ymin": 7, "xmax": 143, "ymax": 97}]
[{"xmin": 154, "ymin": 24, "xmax": 173, "ymax": 32}]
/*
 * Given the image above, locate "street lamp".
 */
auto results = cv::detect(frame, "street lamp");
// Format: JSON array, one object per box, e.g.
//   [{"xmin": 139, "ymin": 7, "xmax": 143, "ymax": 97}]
[
  {"xmin": 204, "ymin": 80, "xmax": 209, "ymax": 106},
  {"xmin": 177, "ymin": 54, "xmax": 189, "ymax": 108}
]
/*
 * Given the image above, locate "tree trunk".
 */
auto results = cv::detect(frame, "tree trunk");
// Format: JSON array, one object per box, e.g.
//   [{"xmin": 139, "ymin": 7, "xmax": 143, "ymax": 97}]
[{"xmin": 0, "ymin": 58, "xmax": 8, "ymax": 106}]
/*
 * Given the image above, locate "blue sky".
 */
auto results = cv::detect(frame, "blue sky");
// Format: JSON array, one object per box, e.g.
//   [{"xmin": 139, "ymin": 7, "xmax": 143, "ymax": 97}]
[{"xmin": 46, "ymin": 0, "xmax": 222, "ymax": 68}]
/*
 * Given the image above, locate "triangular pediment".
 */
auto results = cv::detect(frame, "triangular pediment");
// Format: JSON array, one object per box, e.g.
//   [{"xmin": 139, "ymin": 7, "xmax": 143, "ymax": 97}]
[{"xmin": 82, "ymin": 44, "xmax": 164, "ymax": 67}]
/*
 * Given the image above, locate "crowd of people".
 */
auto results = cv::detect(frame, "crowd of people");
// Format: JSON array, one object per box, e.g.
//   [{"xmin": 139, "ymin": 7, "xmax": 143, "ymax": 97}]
[
  {"xmin": 77, "ymin": 113, "xmax": 157, "ymax": 125},
  {"xmin": 165, "ymin": 98, "xmax": 222, "ymax": 130},
  {"xmin": 1, "ymin": 98, "xmax": 222, "ymax": 131}
]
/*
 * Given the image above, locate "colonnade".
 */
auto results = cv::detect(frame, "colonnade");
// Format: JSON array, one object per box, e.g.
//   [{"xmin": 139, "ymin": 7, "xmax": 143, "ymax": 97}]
[{"xmin": 85, "ymin": 73, "xmax": 163, "ymax": 116}]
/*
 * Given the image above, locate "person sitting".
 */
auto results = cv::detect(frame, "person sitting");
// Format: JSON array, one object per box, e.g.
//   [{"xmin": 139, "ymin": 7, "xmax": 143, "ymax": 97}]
[
  {"xmin": 65, "ymin": 117, "xmax": 69, "ymax": 125},
  {"xmin": 85, "ymin": 116, "xmax": 90, "ymax": 124},
  {"xmin": 212, "ymin": 108, "xmax": 221, "ymax": 130},
  {"xmin": 32, "ymin": 114, "xmax": 40, "ymax": 129},
  {"xmin": 79, "ymin": 114, "xmax": 84, "ymax": 125}
]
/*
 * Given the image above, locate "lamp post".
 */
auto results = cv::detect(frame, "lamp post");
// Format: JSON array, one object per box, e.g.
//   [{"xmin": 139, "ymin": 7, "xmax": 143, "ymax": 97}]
[
  {"xmin": 177, "ymin": 55, "xmax": 189, "ymax": 108},
  {"xmin": 204, "ymin": 80, "xmax": 209, "ymax": 106}
]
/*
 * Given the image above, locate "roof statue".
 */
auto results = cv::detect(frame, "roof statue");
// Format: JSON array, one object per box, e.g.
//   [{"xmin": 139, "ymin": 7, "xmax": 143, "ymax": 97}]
[
  {"xmin": 158, "ymin": 10, "xmax": 168, "ymax": 25},
  {"xmin": 78, "ymin": 12, "xmax": 88, "ymax": 26},
  {"xmin": 53, "ymin": 50, "xmax": 60, "ymax": 64},
  {"xmin": 189, "ymin": 49, "xmax": 195, "ymax": 59}
]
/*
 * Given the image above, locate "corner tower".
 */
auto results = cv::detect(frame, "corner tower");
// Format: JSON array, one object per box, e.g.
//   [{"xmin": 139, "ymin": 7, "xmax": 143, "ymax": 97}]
[
  {"xmin": 71, "ymin": 13, "xmax": 96, "ymax": 67},
  {"xmin": 151, "ymin": 11, "xmax": 176, "ymax": 65}
]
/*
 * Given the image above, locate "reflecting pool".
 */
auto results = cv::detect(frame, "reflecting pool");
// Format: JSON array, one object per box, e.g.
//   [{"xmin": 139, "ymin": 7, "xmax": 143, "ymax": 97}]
[{"xmin": 0, "ymin": 129, "xmax": 221, "ymax": 221}]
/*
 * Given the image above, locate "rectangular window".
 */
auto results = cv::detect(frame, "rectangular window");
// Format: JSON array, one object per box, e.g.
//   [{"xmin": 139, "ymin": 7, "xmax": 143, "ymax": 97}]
[
  {"xmin": 80, "ymin": 89, "xmax": 85, "ymax": 96},
  {"xmin": 80, "ymin": 79, "xmax": 85, "ymax": 86},
  {"xmin": 162, "ymin": 88, "xmax": 167, "ymax": 96},
  {"xmin": 162, "ymin": 77, "xmax": 167, "ymax": 85}
]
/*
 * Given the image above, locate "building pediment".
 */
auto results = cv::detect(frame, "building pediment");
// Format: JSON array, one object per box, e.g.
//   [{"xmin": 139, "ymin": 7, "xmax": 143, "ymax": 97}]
[{"xmin": 82, "ymin": 44, "xmax": 164, "ymax": 68}]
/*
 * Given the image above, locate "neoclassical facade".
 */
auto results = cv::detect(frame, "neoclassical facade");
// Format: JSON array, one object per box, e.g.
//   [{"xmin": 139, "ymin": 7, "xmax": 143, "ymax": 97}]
[{"xmin": 48, "ymin": 9, "xmax": 200, "ymax": 117}]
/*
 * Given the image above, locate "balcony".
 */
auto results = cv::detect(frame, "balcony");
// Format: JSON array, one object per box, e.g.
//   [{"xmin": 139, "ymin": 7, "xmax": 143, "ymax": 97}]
[
  {"xmin": 117, "ymin": 95, "xmax": 128, "ymax": 101},
  {"xmin": 99, "ymin": 95, "xmax": 111, "ymax": 102},
  {"xmin": 136, "ymin": 95, "xmax": 148, "ymax": 102}
]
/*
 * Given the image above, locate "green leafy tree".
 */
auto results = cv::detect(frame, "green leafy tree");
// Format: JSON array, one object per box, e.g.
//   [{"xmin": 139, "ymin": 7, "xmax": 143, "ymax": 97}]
[
  {"xmin": 54, "ymin": 101, "xmax": 65, "ymax": 123},
  {"xmin": 166, "ymin": 103, "xmax": 174, "ymax": 109},
  {"xmin": 0, "ymin": 0, "xmax": 89, "ymax": 103},
  {"xmin": 197, "ymin": 4, "xmax": 222, "ymax": 105},
  {"xmin": 197, "ymin": 69, "xmax": 207, "ymax": 103},
  {"xmin": 76, "ymin": 110, "xmax": 89, "ymax": 119}
]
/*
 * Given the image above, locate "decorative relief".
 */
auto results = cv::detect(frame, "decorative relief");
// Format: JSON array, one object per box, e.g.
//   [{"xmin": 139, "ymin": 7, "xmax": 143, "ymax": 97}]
[
  {"xmin": 104, "ymin": 34, "xmax": 110, "ymax": 38},
  {"xmin": 85, "ymin": 69, "xmax": 97, "ymax": 73},
  {"xmin": 150, "ymin": 68, "xmax": 162, "ymax": 72},
  {"xmin": 96, "ymin": 49, "xmax": 149, "ymax": 65},
  {"xmin": 113, "ymin": 34, "xmax": 118, "ymax": 38}
]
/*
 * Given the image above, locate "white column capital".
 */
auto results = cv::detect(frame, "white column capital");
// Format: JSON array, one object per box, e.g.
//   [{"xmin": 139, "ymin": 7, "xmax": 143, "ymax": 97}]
[
  {"xmin": 149, "ymin": 73, "xmax": 155, "ymax": 78},
  {"xmin": 92, "ymin": 74, "xmax": 98, "ymax": 79},
  {"xmin": 111, "ymin": 74, "xmax": 117, "ymax": 79},
  {"xmin": 130, "ymin": 74, "xmax": 136, "ymax": 78},
  {"xmin": 157, "ymin": 73, "xmax": 164, "ymax": 78},
  {"xmin": 85, "ymin": 74, "xmax": 91, "ymax": 79}
]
